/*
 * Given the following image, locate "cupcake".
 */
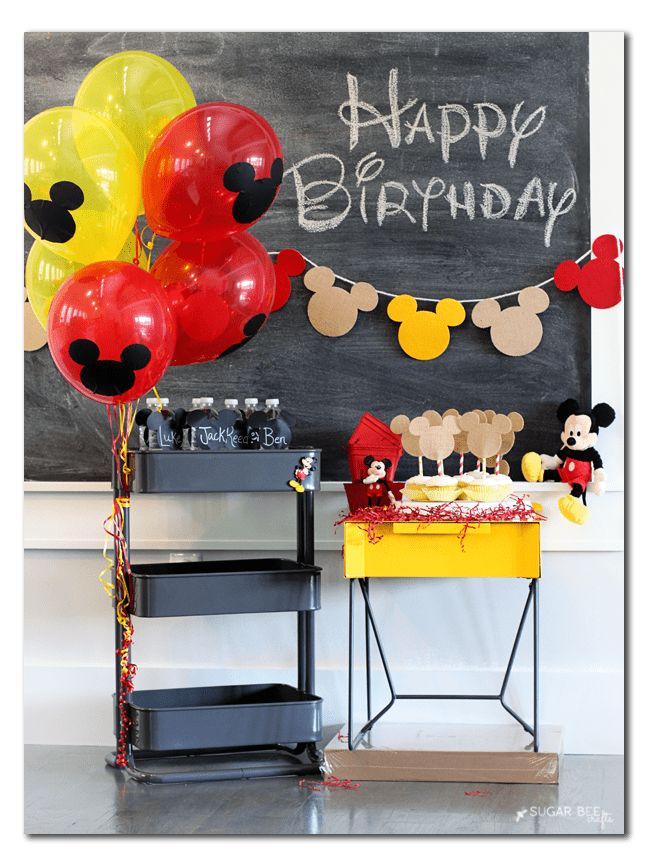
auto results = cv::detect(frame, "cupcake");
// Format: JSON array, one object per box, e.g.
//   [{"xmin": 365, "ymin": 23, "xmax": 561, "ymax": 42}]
[
  {"xmin": 403, "ymin": 474, "xmax": 433, "ymax": 501},
  {"xmin": 423, "ymin": 474, "xmax": 460, "ymax": 501},
  {"xmin": 459, "ymin": 471, "xmax": 513, "ymax": 502}
]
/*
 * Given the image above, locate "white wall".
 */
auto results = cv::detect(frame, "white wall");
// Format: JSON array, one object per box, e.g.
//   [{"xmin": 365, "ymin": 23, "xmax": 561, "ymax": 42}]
[
  {"xmin": 23, "ymin": 34, "xmax": 624, "ymax": 756},
  {"xmin": 24, "ymin": 482, "xmax": 623, "ymax": 754}
]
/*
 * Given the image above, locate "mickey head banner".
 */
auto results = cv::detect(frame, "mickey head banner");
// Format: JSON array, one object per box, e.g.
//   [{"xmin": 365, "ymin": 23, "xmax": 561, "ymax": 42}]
[{"xmin": 273, "ymin": 234, "xmax": 623, "ymax": 360}]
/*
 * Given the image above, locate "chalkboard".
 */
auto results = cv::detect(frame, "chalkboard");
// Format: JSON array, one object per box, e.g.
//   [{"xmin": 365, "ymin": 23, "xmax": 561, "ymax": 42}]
[{"xmin": 24, "ymin": 32, "xmax": 591, "ymax": 481}]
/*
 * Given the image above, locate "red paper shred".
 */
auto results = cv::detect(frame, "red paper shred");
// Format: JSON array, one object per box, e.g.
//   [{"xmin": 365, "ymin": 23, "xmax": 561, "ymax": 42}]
[
  {"xmin": 335, "ymin": 496, "xmax": 544, "ymax": 549},
  {"xmin": 299, "ymin": 776, "xmax": 362, "ymax": 792},
  {"xmin": 464, "ymin": 790, "xmax": 492, "ymax": 797}
]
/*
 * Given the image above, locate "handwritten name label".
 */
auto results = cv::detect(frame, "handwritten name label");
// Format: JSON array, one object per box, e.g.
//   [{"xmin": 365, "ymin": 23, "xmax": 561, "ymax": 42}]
[
  {"xmin": 196, "ymin": 425, "xmax": 248, "ymax": 449},
  {"xmin": 285, "ymin": 68, "xmax": 576, "ymax": 247}
]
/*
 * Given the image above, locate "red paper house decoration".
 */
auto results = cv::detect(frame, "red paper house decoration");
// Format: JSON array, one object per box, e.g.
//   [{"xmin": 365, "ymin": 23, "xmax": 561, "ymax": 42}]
[{"xmin": 347, "ymin": 412, "xmax": 403, "ymax": 483}]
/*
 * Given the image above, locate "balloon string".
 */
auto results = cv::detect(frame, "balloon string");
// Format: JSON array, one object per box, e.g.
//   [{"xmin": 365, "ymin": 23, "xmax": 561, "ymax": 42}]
[
  {"xmin": 132, "ymin": 223, "xmax": 143, "ymax": 268},
  {"xmin": 103, "ymin": 404, "xmax": 139, "ymax": 767},
  {"xmin": 131, "ymin": 223, "xmax": 156, "ymax": 272},
  {"xmin": 151, "ymin": 386, "xmax": 164, "ymax": 412}
]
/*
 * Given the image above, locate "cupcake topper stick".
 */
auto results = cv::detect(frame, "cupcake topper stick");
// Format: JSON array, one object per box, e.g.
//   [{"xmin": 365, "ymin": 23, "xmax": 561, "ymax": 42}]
[{"xmin": 437, "ymin": 460, "xmax": 444, "ymax": 476}]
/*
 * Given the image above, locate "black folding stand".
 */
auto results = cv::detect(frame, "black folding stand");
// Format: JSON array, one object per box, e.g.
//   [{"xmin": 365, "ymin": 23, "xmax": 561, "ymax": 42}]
[{"xmin": 348, "ymin": 577, "xmax": 540, "ymax": 752}]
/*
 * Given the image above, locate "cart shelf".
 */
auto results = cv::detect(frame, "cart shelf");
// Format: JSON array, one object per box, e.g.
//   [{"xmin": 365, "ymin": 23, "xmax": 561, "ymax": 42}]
[
  {"xmin": 130, "ymin": 558, "xmax": 321, "ymax": 617},
  {"xmin": 127, "ymin": 684, "xmax": 323, "ymax": 752},
  {"xmin": 128, "ymin": 448, "xmax": 321, "ymax": 493}
]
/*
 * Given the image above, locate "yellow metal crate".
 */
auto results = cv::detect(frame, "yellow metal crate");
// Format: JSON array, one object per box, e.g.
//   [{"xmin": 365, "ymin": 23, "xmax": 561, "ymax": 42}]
[{"xmin": 343, "ymin": 521, "xmax": 540, "ymax": 579}]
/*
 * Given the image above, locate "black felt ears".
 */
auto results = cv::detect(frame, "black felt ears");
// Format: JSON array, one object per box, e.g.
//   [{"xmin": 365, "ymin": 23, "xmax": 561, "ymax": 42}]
[
  {"xmin": 223, "ymin": 162, "xmax": 256, "ymax": 193},
  {"xmin": 557, "ymin": 398, "xmax": 580, "ymax": 424},
  {"xmin": 270, "ymin": 157, "xmax": 284, "ymax": 185},
  {"xmin": 364, "ymin": 455, "xmax": 375, "ymax": 467},
  {"xmin": 121, "ymin": 344, "xmax": 151, "ymax": 371},
  {"xmin": 69, "ymin": 338, "xmax": 100, "ymax": 365},
  {"xmin": 592, "ymin": 403, "xmax": 616, "ymax": 429},
  {"xmin": 50, "ymin": 181, "xmax": 84, "ymax": 211}
]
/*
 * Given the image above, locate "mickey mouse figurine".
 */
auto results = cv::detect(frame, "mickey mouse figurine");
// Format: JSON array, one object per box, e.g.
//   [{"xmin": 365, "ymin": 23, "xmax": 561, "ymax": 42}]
[
  {"xmin": 289, "ymin": 456, "xmax": 316, "ymax": 494},
  {"xmin": 521, "ymin": 399, "xmax": 615, "ymax": 525},
  {"xmin": 362, "ymin": 456, "xmax": 396, "ymax": 507}
]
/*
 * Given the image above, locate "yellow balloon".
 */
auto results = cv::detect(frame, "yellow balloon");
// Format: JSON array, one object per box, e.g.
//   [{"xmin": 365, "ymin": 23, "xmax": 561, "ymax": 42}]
[
  {"xmin": 74, "ymin": 51, "xmax": 196, "ymax": 182},
  {"xmin": 26, "ymin": 235, "xmax": 141, "ymax": 329},
  {"xmin": 24, "ymin": 107, "xmax": 140, "ymax": 264}
]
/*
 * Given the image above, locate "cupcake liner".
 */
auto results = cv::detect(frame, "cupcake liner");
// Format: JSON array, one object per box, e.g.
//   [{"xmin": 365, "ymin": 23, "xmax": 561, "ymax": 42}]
[
  {"xmin": 460, "ymin": 482, "xmax": 513, "ymax": 502},
  {"xmin": 424, "ymin": 485, "xmax": 460, "ymax": 502}
]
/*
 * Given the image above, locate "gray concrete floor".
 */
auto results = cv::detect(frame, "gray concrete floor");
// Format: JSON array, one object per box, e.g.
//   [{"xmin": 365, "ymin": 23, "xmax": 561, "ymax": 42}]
[{"xmin": 24, "ymin": 732, "xmax": 624, "ymax": 836}]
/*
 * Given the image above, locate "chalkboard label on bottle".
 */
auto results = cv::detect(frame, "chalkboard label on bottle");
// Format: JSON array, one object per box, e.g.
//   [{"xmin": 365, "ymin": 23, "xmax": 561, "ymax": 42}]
[{"xmin": 247, "ymin": 411, "xmax": 293, "ymax": 450}]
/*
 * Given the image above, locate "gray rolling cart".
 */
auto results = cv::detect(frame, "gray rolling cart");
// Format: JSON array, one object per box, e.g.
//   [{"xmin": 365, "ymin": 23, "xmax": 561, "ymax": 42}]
[{"xmin": 106, "ymin": 448, "xmax": 323, "ymax": 784}]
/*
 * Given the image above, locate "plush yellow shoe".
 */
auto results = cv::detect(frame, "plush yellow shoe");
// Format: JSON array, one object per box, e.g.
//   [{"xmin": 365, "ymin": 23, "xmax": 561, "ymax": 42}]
[
  {"xmin": 558, "ymin": 495, "xmax": 588, "ymax": 525},
  {"xmin": 521, "ymin": 451, "xmax": 544, "ymax": 483}
]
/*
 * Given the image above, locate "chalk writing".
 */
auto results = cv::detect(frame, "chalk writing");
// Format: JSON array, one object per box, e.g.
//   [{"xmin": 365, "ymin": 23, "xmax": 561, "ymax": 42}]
[{"xmin": 285, "ymin": 67, "xmax": 576, "ymax": 247}]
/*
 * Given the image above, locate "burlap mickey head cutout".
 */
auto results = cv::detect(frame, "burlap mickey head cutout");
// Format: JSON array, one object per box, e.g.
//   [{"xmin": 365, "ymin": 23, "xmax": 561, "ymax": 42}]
[
  {"xmin": 472, "ymin": 286, "xmax": 550, "ymax": 356},
  {"xmin": 304, "ymin": 266, "xmax": 378, "ymax": 337},
  {"xmin": 24, "ymin": 288, "xmax": 47, "ymax": 352},
  {"xmin": 485, "ymin": 411, "xmax": 525, "ymax": 474},
  {"xmin": 390, "ymin": 414, "xmax": 423, "ymax": 459},
  {"xmin": 387, "ymin": 295, "xmax": 465, "ymax": 360},
  {"xmin": 458, "ymin": 411, "xmax": 512, "ymax": 465},
  {"xmin": 409, "ymin": 411, "xmax": 460, "ymax": 474}
]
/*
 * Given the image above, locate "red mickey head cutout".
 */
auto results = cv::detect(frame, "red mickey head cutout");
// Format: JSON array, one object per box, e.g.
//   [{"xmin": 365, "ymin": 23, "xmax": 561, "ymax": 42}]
[
  {"xmin": 272, "ymin": 249, "xmax": 306, "ymax": 312},
  {"xmin": 553, "ymin": 235, "xmax": 624, "ymax": 309}
]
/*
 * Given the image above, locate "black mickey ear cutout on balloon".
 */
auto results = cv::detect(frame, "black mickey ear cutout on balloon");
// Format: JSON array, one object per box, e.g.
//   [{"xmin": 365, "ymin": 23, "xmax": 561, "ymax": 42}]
[
  {"xmin": 120, "ymin": 344, "xmax": 151, "ymax": 371},
  {"xmin": 271, "ymin": 157, "xmax": 284, "ymax": 185},
  {"xmin": 69, "ymin": 338, "xmax": 100, "ymax": 365},
  {"xmin": 222, "ymin": 158, "xmax": 284, "ymax": 224},
  {"xmin": 50, "ymin": 181, "xmax": 84, "ymax": 211},
  {"xmin": 218, "ymin": 314, "xmax": 268, "ymax": 358},
  {"xmin": 223, "ymin": 162, "xmax": 256, "ymax": 193},
  {"xmin": 244, "ymin": 314, "xmax": 266, "ymax": 338},
  {"xmin": 24, "ymin": 180, "xmax": 84, "ymax": 244}
]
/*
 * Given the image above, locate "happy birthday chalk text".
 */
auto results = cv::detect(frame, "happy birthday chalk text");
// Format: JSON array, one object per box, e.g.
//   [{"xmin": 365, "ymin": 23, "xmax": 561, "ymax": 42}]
[{"xmin": 285, "ymin": 69, "xmax": 576, "ymax": 246}]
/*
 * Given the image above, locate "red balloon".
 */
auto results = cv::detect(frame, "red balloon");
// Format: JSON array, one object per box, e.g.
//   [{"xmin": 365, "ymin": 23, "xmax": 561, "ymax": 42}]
[
  {"xmin": 151, "ymin": 232, "xmax": 276, "ymax": 366},
  {"xmin": 142, "ymin": 102, "xmax": 283, "ymax": 242},
  {"xmin": 48, "ymin": 262, "xmax": 175, "ymax": 404}
]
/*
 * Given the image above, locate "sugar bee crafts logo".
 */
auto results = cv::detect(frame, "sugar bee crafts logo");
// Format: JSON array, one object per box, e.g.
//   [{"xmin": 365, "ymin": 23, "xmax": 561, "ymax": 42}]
[{"xmin": 515, "ymin": 805, "xmax": 614, "ymax": 827}]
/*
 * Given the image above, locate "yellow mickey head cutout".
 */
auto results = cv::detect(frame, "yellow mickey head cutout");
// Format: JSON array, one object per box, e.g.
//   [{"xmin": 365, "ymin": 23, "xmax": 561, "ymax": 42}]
[
  {"xmin": 387, "ymin": 295, "xmax": 465, "ymax": 360},
  {"xmin": 304, "ymin": 266, "xmax": 378, "ymax": 337},
  {"xmin": 472, "ymin": 287, "xmax": 550, "ymax": 356}
]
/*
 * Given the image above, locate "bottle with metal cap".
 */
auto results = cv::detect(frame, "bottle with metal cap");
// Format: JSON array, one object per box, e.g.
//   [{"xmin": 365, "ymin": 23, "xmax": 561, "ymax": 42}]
[
  {"xmin": 189, "ymin": 397, "xmax": 216, "ymax": 450},
  {"xmin": 244, "ymin": 397, "xmax": 260, "ymax": 418},
  {"xmin": 265, "ymin": 398, "xmax": 280, "ymax": 420},
  {"xmin": 139, "ymin": 396, "xmax": 170, "ymax": 450}
]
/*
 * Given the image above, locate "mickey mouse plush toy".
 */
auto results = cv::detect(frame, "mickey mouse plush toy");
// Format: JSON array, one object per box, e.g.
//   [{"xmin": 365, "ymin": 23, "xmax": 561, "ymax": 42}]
[
  {"xmin": 522, "ymin": 399, "xmax": 615, "ymax": 525},
  {"xmin": 362, "ymin": 456, "xmax": 395, "ymax": 507}
]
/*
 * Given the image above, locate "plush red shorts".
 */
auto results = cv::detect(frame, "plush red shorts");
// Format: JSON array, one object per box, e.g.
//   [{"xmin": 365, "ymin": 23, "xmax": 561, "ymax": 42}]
[{"xmin": 557, "ymin": 458, "xmax": 592, "ymax": 488}]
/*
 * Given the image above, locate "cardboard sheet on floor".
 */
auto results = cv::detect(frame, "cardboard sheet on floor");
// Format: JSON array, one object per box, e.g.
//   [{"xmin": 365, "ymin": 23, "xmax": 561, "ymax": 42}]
[{"xmin": 324, "ymin": 723, "xmax": 561, "ymax": 784}]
